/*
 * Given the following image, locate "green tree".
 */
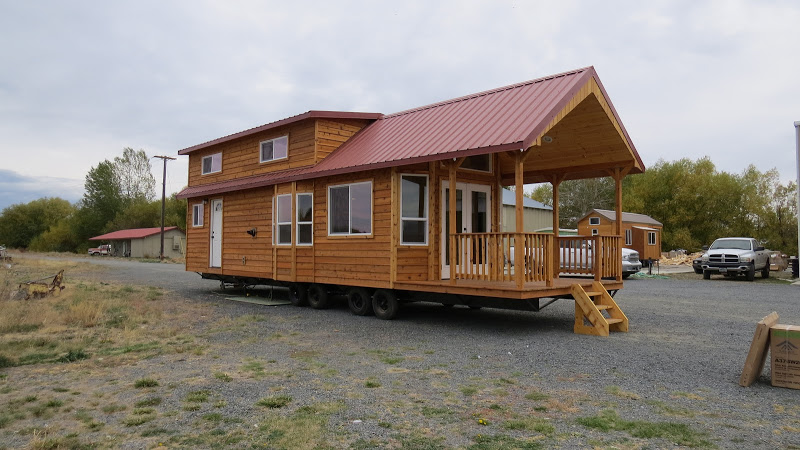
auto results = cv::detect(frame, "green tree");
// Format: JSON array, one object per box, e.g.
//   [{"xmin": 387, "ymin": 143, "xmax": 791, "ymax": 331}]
[
  {"xmin": 115, "ymin": 148, "xmax": 156, "ymax": 202},
  {"xmin": 526, "ymin": 178, "xmax": 614, "ymax": 228},
  {"xmin": 0, "ymin": 198, "xmax": 74, "ymax": 248}
]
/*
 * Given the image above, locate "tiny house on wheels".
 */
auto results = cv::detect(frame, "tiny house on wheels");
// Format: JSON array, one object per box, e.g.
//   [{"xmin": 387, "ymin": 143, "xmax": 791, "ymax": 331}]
[{"xmin": 177, "ymin": 67, "xmax": 645, "ymax": 336}]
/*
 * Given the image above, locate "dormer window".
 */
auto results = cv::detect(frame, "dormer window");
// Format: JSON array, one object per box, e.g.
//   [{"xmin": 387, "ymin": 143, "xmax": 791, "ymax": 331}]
[{"xmin": 260, "ymin": 135, "xmax": 289, "ymax": 163}]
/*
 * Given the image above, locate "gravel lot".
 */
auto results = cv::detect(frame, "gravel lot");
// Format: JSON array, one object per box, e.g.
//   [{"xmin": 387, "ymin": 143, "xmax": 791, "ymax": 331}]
[{"xmin": 5, "ymin": 255, "xmax": 800, "ymax": 448}]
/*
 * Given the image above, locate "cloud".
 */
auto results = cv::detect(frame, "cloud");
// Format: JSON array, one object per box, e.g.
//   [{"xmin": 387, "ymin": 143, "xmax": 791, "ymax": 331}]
[{"xmin": 0, "ymin": 169, "xmax": 84, "ymax": 211}]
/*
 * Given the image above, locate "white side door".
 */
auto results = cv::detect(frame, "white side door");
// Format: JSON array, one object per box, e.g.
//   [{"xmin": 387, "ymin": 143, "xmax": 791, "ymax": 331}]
[{"xmin": 209, "ymin": 199, "xmax": 223, "ymax": 268}]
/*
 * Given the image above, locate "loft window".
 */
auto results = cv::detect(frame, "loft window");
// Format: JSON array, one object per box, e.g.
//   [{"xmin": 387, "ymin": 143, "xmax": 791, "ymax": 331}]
[
  {"xmin": 328, "ymin": 181, "xmax": 372, "ymax": 235},
  {"xmin": 401, "ymin": 175, "xmax": 428, "ymax": 245},
  {"xmin": 591, "ymin": 229, "xmax": 599, "ymax": 236},
  {"xmin": 296, "ymin": 193, "xmax": 313, "ymax": 245},
  {"xmin": 274, "ymin": 194, "xmax": 292, "ymax": 245},
  {"xmin": 625, "ymin": 229, "xmax": 632, "ymax": 245},
  {"xmin": 192, "ymin": 204, "xmax": 203, "ymax": 227},
  {"xmin": 201, "ymin": 153, "xmax": 222, "ymax": 175},
  {"xmin": 648, "ymin": 231, "xmax": 657, "ymax": 245},
  {"xmin": 260, "ymin": 135, "xmax": 288, "ymax": 163},
  {"xmin": 589, "ymin": 217, "xmax": 600, "ymax": 225},
  {"xmin": 460, "ymin": 154, "xmax": 491, "ymax": 172}
]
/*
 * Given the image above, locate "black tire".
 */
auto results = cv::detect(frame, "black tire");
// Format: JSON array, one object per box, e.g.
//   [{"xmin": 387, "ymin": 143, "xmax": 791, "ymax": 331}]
[
  {"xmin": 307, "ymin": 284, "xmax": 330, "ymax": 309},
  {"xmin": 288, "ymin": 284, "xmax": 308, "ymax": 307},
  {"xmin": 694, "ymin": 268, "xmax": 702, "ymax": 274},
  {"xmin": 746, "ymin": 265, "xmax": 755, "ymax": 282},
  {"xmin": 622, "ymin": 273, "xmax": 631, "ymax": 279},
  {"xmin": 702, "ymin": 270, "xmax": 711, "ymax": 280},
  {"xmin": 347, "ymin": 287, "xmax": 374, "ymax": 316},
  {"xmin": 761, "ymin": 265, "xmax": 770, "ymax": 279},
  {"xmin": 372, "ymin": 289, "xmax": 399, "ymax": 320}
]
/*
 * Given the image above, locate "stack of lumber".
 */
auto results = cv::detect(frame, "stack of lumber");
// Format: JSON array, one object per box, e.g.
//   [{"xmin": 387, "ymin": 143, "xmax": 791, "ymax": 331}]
[{"xmin": 659, "ymin": 252, "xmax": 703, "ymax": 266}]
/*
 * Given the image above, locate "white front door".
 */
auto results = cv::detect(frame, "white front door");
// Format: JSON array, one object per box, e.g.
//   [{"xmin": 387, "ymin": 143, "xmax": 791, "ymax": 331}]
[
  {"xmin": 209, "ymin": 199, "xmax": 223, "ymax": 268},
  {"xmin": 441, "ymin": 181, "xmax": 491, "ymax": 279}
]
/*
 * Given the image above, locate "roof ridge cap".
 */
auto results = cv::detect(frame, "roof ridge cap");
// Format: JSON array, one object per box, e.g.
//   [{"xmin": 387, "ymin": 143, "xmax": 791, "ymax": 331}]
[{"xmin": 381, "ymin": 66, "xmax": 592, "ymax": 120}]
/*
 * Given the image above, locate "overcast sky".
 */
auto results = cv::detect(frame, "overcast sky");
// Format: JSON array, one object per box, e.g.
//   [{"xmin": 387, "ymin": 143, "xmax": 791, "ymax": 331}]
[{"xmin": 1, "ymin": 0, "xmax": 799, "ymax": 211}]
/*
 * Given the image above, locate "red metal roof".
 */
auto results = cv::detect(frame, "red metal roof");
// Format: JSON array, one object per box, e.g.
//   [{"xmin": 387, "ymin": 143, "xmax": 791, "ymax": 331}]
[
  {"xmin": 177, "ymin": 67, "xmax": 642, "ymax": 199},
  {"xmin": 177, "ymin": 110, "xmax": 383, "ymax": 155},
  {"xmin": 89, "ymin": 227, "xmax": 180, "ymax": 241}
]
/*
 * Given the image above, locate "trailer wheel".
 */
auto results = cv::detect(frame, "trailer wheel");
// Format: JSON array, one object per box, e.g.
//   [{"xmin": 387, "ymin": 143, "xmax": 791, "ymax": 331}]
[
  {"xmin": 761, "ymin": 265, "xmax": 770, "ymax": 279},
  {"xmin": 288, "ymin": 284, "xmax": 308, "ymax": 307},
  {"xmin": 372, "ymin": 289, "xmax": 399, "ymax": 320},
  {"xmin": 347, "ymin": 287, "xmax": 374, "ymax": 316},
  {"xmin": 307, "ymin": 284, "xmax": 329, "ymax": 309}
]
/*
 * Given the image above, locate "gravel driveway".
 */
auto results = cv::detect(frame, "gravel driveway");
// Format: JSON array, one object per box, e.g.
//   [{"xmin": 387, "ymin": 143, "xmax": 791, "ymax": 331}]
[{"xmin": 8, "ymin": 255, "xmax": 800, "ymax": 448}]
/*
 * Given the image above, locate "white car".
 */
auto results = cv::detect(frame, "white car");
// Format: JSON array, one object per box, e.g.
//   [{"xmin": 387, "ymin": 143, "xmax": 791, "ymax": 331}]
[{"xmin": 508, "ymin": 244, "xmax": 641, "ymax": 279}]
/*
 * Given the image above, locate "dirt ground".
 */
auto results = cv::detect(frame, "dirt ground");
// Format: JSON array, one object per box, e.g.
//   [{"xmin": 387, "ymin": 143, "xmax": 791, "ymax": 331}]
[{"xmin": 1, "ymin": 255, "xmax": 799, "ymax": 449}]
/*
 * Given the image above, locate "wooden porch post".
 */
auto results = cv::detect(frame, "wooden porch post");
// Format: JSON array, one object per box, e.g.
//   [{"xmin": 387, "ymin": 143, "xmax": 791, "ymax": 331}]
[
  {"xmin": 449, "ymin": 162, "xmax": 457, "ymax": 285},
  {"xmin": 610, "ymin": 167, "xmax": 631, "ymax": 282},
  {"xmin": 514, "ymin": 152, "xmax": 525, "ymax": 289},
  {"xmin": 551, "ymin": 175, "xmax": 563, "ymax": 284}
]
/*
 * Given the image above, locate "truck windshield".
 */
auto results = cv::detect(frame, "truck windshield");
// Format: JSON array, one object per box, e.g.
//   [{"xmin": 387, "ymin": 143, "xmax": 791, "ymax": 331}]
[{"xmin": 709, "ymin": 239, "xmax": 751, "ymax": 250}]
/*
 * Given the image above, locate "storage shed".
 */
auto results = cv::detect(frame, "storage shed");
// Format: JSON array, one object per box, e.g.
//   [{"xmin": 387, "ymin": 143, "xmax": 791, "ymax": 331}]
[
  {"xmin": 577, "ymin": 209, "xmax": 662, "ymax": 261},
  {"xmin": 501, "ymin": 189, "xmax": 553, "ymax": 232},
  {"xmin": 89, "ymin": 227, "xmax": 186, "ymax": 259}
]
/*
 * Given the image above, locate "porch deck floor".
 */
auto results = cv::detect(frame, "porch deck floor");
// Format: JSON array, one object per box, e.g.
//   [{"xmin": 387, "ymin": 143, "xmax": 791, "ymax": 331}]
[{"xmin": 394, "ymin": 277, "xmax": 624, "ymax": 300}]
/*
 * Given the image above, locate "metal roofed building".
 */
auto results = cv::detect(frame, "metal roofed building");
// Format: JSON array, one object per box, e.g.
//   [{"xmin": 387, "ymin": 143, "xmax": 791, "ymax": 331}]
[{"xmin": 89, "ymin": 227, "xmax": 186, "ymax": 259}]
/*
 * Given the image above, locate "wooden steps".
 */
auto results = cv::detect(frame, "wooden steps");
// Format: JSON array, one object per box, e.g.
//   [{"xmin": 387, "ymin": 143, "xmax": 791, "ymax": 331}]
[{"xmin": 571, "ymin": 282, "xmax": 629, "ymax": 336}]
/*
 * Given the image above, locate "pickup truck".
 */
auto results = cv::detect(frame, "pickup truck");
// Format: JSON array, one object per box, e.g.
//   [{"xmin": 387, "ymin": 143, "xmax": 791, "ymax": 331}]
[
  {"xmin": 88, "ymin": 244, "xmax": 111, "ymax": 256},
  {"xmin": 700, "ymin": 237, "xmax": 770, "ymax": 281}
]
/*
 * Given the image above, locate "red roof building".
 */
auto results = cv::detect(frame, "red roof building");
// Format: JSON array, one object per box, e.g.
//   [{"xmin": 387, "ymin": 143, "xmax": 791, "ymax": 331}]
[{"xmin": 89, "ymin": 227, "xmax": 185, "ymax": 259}]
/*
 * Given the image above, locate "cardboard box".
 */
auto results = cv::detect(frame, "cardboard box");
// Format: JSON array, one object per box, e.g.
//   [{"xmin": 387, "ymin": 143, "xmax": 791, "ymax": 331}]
[{"xmin": 771, "ymin": 325, "xmax": 800, "ymax": 389}]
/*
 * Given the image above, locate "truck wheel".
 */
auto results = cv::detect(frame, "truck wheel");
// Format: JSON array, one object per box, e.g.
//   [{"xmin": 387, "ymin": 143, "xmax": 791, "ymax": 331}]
[
  {"xmin": 746, "ymin": 265, "xmax": 755, "ymax": 281},
  {"xmin": 347, "ymin": 287, "xmax": 374, "ymax": 316},
  {"xmin": 761, "ymin": 265, "xmax": 770, "ymax": 279},
  {"xmin": 372, "ymin": 289, "xmax": 399, "ymax": 320},
  {"xmin": 288, "ymin": 284, "xmax": 308, "ymax": 307},
  {"xmin": 307, "ymin": 284, "xmax": 329, "ymax": 309},
  {"xmin": 702, "ymin": 270, "xmax": 711, "ymax": 280}
]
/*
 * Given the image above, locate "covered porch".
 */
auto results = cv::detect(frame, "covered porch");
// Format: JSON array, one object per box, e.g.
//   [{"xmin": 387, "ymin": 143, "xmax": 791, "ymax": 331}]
[{"xmin": 440, "ymin": 73, "xmax": 642, "ymax": 293}]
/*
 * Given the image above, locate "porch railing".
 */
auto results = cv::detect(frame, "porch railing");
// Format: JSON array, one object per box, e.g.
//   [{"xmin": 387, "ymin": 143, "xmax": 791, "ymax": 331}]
[{"xmin": 451, "ymin": 233, "xmax": 621, "ymax": 286}]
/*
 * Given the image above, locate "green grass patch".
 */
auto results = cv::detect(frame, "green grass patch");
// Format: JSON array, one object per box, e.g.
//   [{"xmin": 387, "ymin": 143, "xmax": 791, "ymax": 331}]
[
  {"xmin": 185, "ymin": 390, "xmax": 211, "ymax": 403},
  {"xmin": 58, "ymin": 348, "xmax": 90, "ymax": 363},
  {"xmin": 380, "ymin": 356, "xmax": 404, "ymax": 365},
  {"xmin": 203, "ymin": 412, "xmax": 223, "ymax": 422},
  {"xmin": 469, "ymin": 433, "xmax": 542, "ymax": 449},
  {"xmin": 256, "ymin": 395, "xmax": 292, "ymax": 409},
  {"xmin": 365, "ymin": 380, "xmax": 381, "ymax": 388},
  {"xmin": 134, "ymin": 378, "xmax": 159, "ymax": 388},
  {"xmin": 460, "ymin": 385, "xmax": 479, "ymax": 396},
  {"xmin": 123, "ymin": 413, "xmax": 156, "ymax": 426},
  {"xmin": 502, "ymin": 417, "xmax": 555, "ymax": 435},
  {"xmin": 524, "ymin": 390, "xmax": 549, "ymax": 401},
  {"xmin": 241, "ymin": 360, "xmax": 265, "ymax": 377},
  {"xmin": 101, "ymin": 403, "xmax": 126, "ymax": 414},
  {"xmin": 576, "ymin": 409, "xmax": 711, "ymax": 447},
  {"xmin": 135, "ymin": 397, "xmax": 162, "ymax": 407},
  {"xmin": 213, "ymin": 372, "xmax": 233, "ymax": 382}
]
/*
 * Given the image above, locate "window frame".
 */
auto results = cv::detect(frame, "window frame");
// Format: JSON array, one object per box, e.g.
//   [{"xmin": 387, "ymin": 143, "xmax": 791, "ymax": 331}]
[
  {"xmin": 201, "ymin": 153, "xmax": 222, "ymax": 175},
  {"xmin": 648, "ymin": 231, "xmax": 657, "ymax": 246},
  {"xmin": 259, "ymin": 135, "xmax": 289, "ymax": 164},
  {"xmin": 273, "ymin": 194, "xmax": 292, "ymax": 246},
  {"xmin": 327, "ymin": 180, "xmax": 373, "ymax": 237},
  {"xmin": 296, "ymin": 192, "xmax": 313, "ymax": 246},
  {"xmin": 591, "ymin": 229, "xmax": 599, "ymax": 236},
  {"xmin": 400, "ymin": 174, "xmax": 428, "ymax": 246},
  {"xmin": 625, "ymin": 229, "xmax": 632, "ymax": 246},
  {"xmin": 459, "ymin": 154, "xmax": 492, "ymax": 173},
  {"xmin": 192, "ymin": 203, "xmax": 204, "ymax": 227},
  {"xmin": 589, "ymin": 217, "xmax": 600, "ymax": 225}
]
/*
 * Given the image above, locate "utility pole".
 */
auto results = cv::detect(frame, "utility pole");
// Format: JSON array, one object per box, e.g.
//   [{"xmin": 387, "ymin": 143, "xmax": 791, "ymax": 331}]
[
  {"xmin": 795, "ymin": 122, "xmax": 800, "ymax": 261},
  {"xmin": 153, "ymin": 155, "xmax": 176, "ymax": 261}
]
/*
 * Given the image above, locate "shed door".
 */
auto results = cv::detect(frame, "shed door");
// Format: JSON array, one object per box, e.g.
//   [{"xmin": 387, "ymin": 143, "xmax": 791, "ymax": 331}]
[{"xmin": 209, "ymin": 199, "xmax": 223, "ymax": 268}]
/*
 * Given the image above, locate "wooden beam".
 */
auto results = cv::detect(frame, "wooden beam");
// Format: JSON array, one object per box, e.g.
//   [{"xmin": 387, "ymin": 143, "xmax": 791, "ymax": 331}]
[
  {"xmin": 291, "ymin": 181, "xmax": 297, "ymax": 282},
  {"xmin": 272, "ymin": 184, "xmax": 277, "ymax": 280},
  {"xmin": 514, "ymin": 153, "xmax": 524, "ymax": 289},
  {"xmin": 449, "ymin": 162, "xmax": 457, "ymax": 285},
  {"xmin": 428, "ymin": 161, "xmax": 437, "ymax": 281},
  {"xmin": 390, "ymin": 168, "xmax": 398, "ymax": 288},
  {"xmin": 551, "ymin": 174, "xmax": 562, "ymax": 284}
]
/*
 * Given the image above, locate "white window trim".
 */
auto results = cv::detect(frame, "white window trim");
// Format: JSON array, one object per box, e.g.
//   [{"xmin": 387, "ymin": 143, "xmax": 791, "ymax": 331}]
[
  {"xmin": 296, "ymin": 193, "xmax": 313, "ymax": 246},
  {"xmin": 400, "ymin": 174, "xmax": 428, "ymax": 246},
  {"xmin": 625, "ymin": 229, "xmax": 632, "ymax": 245},
  {"xmin": 591, "ymin": 229, "xmax": 599, "ymax": 236},
  {"xmin": 201, "ymin": 153, "xmax": 222, "ymax": 175},
  {"xmin": 259, "ymin": 135, "xmax": 289, "ymax": 163},
  {"xmin": 328, "ymin": 181, "xmax": 373, "ymax": 236},
  {"xmin": 273, "ymin": 194, "xmax": 292, "ymax": 246},
  {"xmin": 648, "ymin": 231, "xmax": 657, "ymax": 246},
  {"xmin": 589, "ymin": 217, "xmax": 600, "ymax": 225},
  {"xmin": 192, "ymin": 203, "xmax": 204, "ymax": 227}
]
